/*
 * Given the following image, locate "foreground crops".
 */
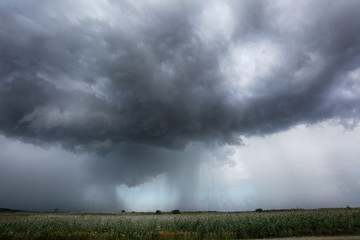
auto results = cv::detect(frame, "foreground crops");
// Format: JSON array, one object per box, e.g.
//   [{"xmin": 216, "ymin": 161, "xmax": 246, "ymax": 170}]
[{"xmin": 1, "ymin": 209, "xmax": 360, "ymax": 239}]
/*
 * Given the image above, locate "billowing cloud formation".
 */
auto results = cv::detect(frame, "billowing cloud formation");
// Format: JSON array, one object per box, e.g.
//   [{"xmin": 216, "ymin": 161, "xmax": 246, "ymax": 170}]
[{"xmin": 1, "ymin": 0, "xmax": 360, "ymax": 208}]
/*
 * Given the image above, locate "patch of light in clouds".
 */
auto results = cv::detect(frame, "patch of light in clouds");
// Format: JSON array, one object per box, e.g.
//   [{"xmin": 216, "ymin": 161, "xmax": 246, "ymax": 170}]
[{"xmin": 221, "ymin": 39, "xmax": 283, "ymax": 96}]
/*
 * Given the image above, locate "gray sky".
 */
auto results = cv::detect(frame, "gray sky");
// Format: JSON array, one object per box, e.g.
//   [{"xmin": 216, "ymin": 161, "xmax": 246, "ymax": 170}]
[{"xmin": 0, "ymin": 0, "xmax": 360, "ymax": 211}]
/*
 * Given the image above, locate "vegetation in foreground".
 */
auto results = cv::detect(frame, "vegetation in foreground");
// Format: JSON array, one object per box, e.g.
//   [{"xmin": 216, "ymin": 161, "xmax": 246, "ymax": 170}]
[{"xmin": 0, "ymin": 208, "xmax": 360, "ymax": 239}]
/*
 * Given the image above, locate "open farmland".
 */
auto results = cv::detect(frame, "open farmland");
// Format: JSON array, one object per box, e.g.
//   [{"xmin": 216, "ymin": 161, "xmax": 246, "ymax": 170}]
[{"xmin": 1, "ymin": 208, "xmax": 360, "ymax": 239}]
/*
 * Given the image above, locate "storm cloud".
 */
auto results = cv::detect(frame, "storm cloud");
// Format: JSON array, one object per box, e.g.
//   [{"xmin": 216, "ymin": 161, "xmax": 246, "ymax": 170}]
[{"xmin": 1, "ymin": 0, "xmax": 360, "ymax": 210}]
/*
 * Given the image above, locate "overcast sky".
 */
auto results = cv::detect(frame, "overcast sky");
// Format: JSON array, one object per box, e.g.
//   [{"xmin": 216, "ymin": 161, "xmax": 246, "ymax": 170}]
[{"xmin": 0, "ymin": 0, "xmax": 360, "ymax": 212}]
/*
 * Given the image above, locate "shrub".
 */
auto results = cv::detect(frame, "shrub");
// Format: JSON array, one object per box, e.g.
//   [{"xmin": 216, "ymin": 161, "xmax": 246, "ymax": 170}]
[
  {"xmin": 171, "ymin": 209, "xmax": 181, "ymax": 214},
  {"xmin": 255, "ymin": 208, "xmax": 263, "ymax": 212},
  {"xmin": 155, "ymin": 210, "xmax": 162, "ymax": 214},
  {"xmin": 121, "ymin": 210, "xmax": 125, "ymax": 213}
]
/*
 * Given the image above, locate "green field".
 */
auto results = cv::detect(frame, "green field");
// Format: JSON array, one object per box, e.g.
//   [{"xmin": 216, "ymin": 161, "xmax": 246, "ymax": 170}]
[{"xmin": 1, "ymin": 208, "xmax": 360, "ymax": 239}]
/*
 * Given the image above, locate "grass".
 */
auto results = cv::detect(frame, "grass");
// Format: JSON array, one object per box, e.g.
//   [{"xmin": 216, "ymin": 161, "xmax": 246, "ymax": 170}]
[{"xmin": 0, "ymin": 208, "xmax": 359, "ymax": 239}]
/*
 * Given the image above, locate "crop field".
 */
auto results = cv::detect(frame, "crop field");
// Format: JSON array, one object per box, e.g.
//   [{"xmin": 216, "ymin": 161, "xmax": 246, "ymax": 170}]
[{"xmin": 1, "ymin": 208, "xmax": 360, "ymax": 240}]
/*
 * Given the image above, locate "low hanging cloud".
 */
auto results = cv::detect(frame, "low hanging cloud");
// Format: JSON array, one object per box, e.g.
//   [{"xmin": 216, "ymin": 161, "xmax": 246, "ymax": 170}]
[{"xmin": 1, "ymin": 0, "xmax": 360, "ymax": 191}]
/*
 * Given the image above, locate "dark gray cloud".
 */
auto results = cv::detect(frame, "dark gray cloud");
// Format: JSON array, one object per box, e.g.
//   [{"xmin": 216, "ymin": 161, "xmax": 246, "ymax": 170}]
[{"xmin": 1, "ymin": 0, "xmax": 360, "ymax": 210}]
